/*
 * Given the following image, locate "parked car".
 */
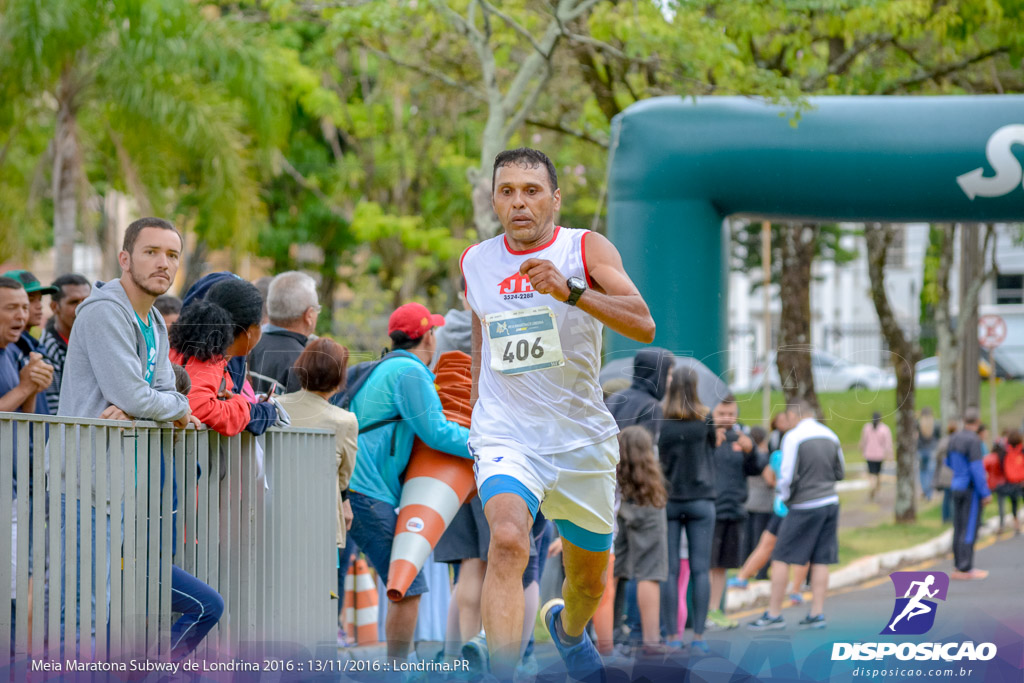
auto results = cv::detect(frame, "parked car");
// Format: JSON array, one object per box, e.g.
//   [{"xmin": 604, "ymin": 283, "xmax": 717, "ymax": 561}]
[
  {"xmin": 915, "ymin": 356, "xmax": 940, "ymax": 388},
  {"xmin": 916, "ymin": 356, "xmax": 995, "ymax": 389},
  {"xmin": 751, "ymin": 349, "xmax": 896, "ymax": 393}
]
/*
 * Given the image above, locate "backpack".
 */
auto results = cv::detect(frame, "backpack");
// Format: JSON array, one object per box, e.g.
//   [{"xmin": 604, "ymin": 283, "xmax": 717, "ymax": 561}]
[
  {"xmin": 1004, "ymin": 442, "xmax": 1024, "ymax": 484},
  {"xmin": 330, "ymin": 352, "xmax": 405, "ymax": 457}
]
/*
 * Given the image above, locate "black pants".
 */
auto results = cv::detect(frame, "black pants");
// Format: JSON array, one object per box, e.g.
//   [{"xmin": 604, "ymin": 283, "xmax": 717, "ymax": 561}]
[
  {"xmin": 951, "ymin": 490, "xmax": 978, "ymax": 572},
  {"xmin": 744, "ymin": 512, "xmax": 772, "ymax": 579}
]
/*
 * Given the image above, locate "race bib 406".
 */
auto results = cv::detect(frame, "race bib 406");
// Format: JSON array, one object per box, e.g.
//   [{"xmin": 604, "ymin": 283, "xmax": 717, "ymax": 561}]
[{"xmin": 485, "ymin": 306, "xmax": 565, "ymax": 375}]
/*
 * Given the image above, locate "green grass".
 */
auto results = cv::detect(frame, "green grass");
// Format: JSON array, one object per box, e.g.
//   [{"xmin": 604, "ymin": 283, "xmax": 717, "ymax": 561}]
[
  {"xmin": 836, "ymin": 493, "xmax": 1002, "ymax": 569},
  {"xmin": 734, "ymin": 380, "xmax": 1024, "ymax": 462},
  {"xmin": 836, "ymin": 498, "xmax": 945, "ymax": 567}
]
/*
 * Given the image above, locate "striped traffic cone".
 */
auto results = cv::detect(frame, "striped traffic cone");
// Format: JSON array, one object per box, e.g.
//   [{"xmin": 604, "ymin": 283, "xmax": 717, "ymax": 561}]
[
  {"xmin": 344, "ymin": 557, "xmax": 379, "ymax": 645},
  {"xmin": 387, "ymin": 351, "xmax": 476, "ymax": 602}
]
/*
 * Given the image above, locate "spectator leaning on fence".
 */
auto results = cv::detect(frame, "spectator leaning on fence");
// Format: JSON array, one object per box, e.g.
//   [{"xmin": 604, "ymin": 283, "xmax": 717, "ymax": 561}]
[
  {"xmin": 169, "ymin": 278, "xmax": 288, "ymax": 437},
  {"xmin": 3, "ymin": 270, "xmax": 58, "ymax": 415},
  {"xmin": 0, "ymin": 277, "xmax": 52, "ymax": 416},
  {"xmin": 247, "ymin": 271, "xmax": 320, "ymax": 396},
  {"xmin": 276, "ymin": 338, "xmax": 358, "ymax": 548},
  {"xmin": 37, "ymin": 273, "xmax": 91, "ymax": 414},
  {"xmin": 57, "ymin": 216, "xmax": 223, "ymax": 661},
  {"xmin": 1, "ymin": 276, "xmax": 53, "ymax": 606}
]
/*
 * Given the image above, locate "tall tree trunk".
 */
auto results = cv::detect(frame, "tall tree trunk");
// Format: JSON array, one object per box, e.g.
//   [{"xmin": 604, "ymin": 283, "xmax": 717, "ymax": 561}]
[
  {"xmin": 441, "ymin": 0, "xmax": 590, "ymax": 240},
  {"xmin": 865, "ymin": 225, "xmax": 920, "ymax": 524},
  {"xmin": 934, "ymin": 225, "xmax": 958, "ymax": 427},
  {"xmin": 52, "ymin": 67, "xmax": 80, "ymax": 276},
  {"xmin": 182, "ymin": 238, "xmax": 208, "ymax": 295},
  {"xmin": 319, "ymin": 259, "xmax": 339, "ymax": 337},
  {"xmin": 957, "ymin": 226, "xmax": 981, "ymax": 413},
  {"xmin": 776, "ymin": 224, "xmax": 821, "ymax": 416},
  {"xmin": 953, "ymin": 226, "xmax": 998, "ymax": 416}
]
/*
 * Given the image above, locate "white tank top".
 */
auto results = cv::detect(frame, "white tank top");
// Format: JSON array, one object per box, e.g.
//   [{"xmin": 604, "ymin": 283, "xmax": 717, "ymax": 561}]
[{"xmin": 460, "ymin": 226, "xmax": 619, "ymax": 455}]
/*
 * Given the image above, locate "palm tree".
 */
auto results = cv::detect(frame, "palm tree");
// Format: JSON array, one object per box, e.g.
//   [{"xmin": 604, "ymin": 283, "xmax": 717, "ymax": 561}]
[{"xmin": 0, "ymin": 0, "xmax": 289, "ymax": 273}]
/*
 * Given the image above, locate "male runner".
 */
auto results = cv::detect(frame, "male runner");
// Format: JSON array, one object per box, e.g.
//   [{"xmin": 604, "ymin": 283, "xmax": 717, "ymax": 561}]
[{"xmin": 462, "ymin": 147, "xmax": 655, "ymax": 680}]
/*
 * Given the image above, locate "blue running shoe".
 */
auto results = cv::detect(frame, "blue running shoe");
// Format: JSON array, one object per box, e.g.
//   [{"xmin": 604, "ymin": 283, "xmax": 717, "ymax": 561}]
[
  {"xmin": 541, "ymin": 598, "xmax": 605, "ymax": 683},
  {"xmin": 461, "ymin": 632, "xmax": 489, "ymax": 674}
]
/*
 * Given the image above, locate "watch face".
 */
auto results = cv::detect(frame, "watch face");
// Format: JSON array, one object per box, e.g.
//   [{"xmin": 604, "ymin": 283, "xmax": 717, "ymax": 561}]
[{"xmin": 568, "ymin": 277, "xmax": 586, "ymax": 291}]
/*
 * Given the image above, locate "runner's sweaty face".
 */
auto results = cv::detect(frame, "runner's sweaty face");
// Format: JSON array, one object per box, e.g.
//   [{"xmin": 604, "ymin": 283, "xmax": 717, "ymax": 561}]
[{"xmin": 492, "ymin": 163, "xmax": 561, "ymax": 250}]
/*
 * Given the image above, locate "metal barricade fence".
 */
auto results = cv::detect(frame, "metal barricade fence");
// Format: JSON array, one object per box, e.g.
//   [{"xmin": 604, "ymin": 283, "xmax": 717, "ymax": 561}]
[{"xmin": 1, "ymin": 413, "xmax": 336, "ymax": 672}]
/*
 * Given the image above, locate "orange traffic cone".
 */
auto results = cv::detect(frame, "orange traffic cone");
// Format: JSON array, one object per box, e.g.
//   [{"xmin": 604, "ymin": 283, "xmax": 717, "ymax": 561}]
[
  {"xmin": 387, "ymin": 351, "xmax": 476, "ymax": 602},
  {"xmin": 344, "ymin": 557, "xmax": 379, "ymax": 645}
]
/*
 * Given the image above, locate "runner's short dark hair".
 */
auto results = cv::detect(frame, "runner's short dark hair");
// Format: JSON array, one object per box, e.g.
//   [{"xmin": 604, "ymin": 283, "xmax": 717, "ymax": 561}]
[{"xmin": 492, "ymin": 148, "xmax": 558, "ymax": 193}]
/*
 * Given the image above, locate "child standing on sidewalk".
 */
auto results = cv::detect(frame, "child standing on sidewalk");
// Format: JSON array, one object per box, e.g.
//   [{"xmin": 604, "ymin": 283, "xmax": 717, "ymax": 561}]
[{"xmin": 614, "ymin": 426, "xmax": 673, "ymax": 656}]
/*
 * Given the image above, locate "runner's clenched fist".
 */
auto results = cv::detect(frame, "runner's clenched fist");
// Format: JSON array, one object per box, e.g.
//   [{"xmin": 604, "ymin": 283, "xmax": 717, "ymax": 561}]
[{"xmin": 519, "ymin": 258, "xmax": 569, "ymax": 302}]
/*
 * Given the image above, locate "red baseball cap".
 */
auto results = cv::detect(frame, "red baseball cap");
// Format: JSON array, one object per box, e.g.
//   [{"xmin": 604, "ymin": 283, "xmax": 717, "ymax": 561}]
[{"xmin": 388, "ymin": 302, "xmax": 446, "ymax": 340}]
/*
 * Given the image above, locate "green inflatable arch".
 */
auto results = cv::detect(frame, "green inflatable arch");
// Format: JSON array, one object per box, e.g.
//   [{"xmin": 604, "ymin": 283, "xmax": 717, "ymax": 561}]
[{"xmin": 606, "ymin": 95, "xmax": 1024, "ymax": 376}]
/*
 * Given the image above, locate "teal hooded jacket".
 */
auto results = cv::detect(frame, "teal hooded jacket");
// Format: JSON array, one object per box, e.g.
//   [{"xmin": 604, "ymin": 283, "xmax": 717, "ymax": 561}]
[{"xmin": 347, "ymin": 350, "xmax": 471, "ymax": 506}]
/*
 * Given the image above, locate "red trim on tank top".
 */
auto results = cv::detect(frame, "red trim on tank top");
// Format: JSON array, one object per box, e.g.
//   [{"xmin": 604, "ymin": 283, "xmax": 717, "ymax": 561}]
[
  {"xmin": 581, "ymin": 230, "xmax": 594, "ymax": 288},
  {"xmin": 459, "ymin": 244, "xmax": 477, "ymax": 298},
  {"xmin": 503, "ymin": 226, "xmax": 561, "ymax": 255}
]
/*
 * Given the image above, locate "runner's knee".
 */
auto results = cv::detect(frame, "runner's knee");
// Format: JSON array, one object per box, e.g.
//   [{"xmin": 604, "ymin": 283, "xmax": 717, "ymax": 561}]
[{"xmin": 488, "ymin": 519, "xmax": 531, "ymax": 568}]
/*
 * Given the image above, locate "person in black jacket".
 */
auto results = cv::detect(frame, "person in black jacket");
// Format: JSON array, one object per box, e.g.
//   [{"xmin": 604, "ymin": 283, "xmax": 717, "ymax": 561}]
[
  {"xmin": 605, "ymin": 347, "xmax": 674, "ymax": 438},
  {"xmin": 248, "ymin": 271, "xmax": 320, "ymax": 395},
  {"xmin": 657, "ymin": 365, "xmax": 718, "ymax": 653},
  {"xmin": 604, "ymin": 347, "xmax": 673, "ymax": 646},
  {"xmin": 706, "ymin": 396, "xmax": 766, "ymax": 630}
]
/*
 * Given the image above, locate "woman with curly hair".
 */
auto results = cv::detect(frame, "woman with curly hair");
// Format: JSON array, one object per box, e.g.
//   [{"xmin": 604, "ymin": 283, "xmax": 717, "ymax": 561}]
[
  {"xmin": 169, "ymin": 278, "xmax": 265, "ymax": 436},
  {"xmin": 614, "ymin": 425, "xmax": 671, "ymax": 656}
]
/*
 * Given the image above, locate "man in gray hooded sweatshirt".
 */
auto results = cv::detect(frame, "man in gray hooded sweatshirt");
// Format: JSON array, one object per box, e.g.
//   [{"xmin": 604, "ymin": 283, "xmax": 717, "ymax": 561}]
[{"xmin": 58, "ymin": 217, "xmax": 222, "ymax": 661}]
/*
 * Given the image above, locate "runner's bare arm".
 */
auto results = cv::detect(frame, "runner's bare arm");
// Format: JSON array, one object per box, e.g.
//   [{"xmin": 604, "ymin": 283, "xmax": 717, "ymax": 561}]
[
  {"xmin": 519, "ymin": 233, "xmax": 655, "ymax": 343},
  {"xmin": 471, "ymin": 311, "xmax": 482, "ymax": 408}
]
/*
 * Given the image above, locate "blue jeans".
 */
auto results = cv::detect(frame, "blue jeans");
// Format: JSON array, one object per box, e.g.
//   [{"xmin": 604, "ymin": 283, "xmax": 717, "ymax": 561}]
[
  {"xmin": 941, "ymin": 489, "xmax": 953, "ymax": 524},
  {"xmin": 59, "ymin": 497, "xmax": 110, "ymax": 656},
  {"xmin": 347, "ymin": 492, "xmax": 428, "ymax": 597},
  {"xmin": 167, "ymin": 565, "xmax": 224, "ymax": 661},
  {"xmin": 918, "ymin": 448, "xmax": 935, "ymax": 500},
  {"xmin": 663, "ymin": 499, "xmax": 715, "ymax": 636},
  {"xmin": 337, "ymin": 538, "xmax": 358, "ymax": 618}
]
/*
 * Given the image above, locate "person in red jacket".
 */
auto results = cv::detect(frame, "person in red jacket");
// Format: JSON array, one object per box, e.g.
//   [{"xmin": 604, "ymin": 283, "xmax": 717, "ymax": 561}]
[
  {"xmin": 169, "ymin": 278, "xmax": 266, "ymax": 436},
  {"xmin": 986, "ymin": 430, "xmax": 1023, "ymax": 535}
]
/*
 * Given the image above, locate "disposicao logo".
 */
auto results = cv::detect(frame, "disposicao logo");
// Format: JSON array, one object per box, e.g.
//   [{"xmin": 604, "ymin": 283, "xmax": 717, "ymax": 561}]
[
  {"xmin": 832, "ymin": 570, "xmax": 997, "ymax": 663},
  {"xmin": 883, "ymin": 571, "xmax": 949, "ymax": 635}
]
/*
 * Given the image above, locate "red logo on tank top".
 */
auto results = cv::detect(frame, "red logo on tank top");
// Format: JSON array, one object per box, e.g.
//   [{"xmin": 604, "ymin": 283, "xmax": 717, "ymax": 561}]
[{"xmin": 498, "ymin": 272, "xmax": 535, "ymax": 299}]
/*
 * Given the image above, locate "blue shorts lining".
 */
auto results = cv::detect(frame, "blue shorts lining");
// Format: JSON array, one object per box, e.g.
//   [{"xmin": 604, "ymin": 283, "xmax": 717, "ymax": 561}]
[
  {"xmin": 555, "ymin": 519, "xmax": 613, "ymax": 553},
  {"xmin": 478, "ymin": 475, "xmax": 540, "ymax": 519}
]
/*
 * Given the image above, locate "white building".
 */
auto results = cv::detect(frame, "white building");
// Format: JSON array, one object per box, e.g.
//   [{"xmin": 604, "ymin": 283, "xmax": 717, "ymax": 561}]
[{"xmin": 728, "ymin": 224, "xmax": 1023, "ymax": 390}]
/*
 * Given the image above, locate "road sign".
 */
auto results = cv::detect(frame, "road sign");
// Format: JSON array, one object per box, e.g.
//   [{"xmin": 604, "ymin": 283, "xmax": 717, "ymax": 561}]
[{"xmin": 978, "ymin": 314, "xmax": 1007, "ymax": 350}]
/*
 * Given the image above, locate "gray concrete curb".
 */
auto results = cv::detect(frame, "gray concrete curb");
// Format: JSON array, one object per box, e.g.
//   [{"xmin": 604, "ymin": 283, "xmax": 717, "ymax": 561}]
[{"xmin": 724, "ymin": 510, "xmax": 1023, "ymax": 611}]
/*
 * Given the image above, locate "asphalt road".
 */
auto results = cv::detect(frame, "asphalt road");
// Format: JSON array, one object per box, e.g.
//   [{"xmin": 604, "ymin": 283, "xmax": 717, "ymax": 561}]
[{"xmin": 532, "ymin": 533, "xmax": 1024, "ymax": 683}]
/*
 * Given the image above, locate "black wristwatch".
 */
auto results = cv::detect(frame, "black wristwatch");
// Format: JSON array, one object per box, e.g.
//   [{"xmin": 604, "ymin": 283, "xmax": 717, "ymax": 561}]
[{"xmin": 565, "ymin": 276, "xmax": 587, "ymax": 306}]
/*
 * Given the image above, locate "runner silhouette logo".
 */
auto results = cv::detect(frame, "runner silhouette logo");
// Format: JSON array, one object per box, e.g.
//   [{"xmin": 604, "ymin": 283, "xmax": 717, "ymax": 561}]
[{"xmin": 882, "ymin": 571, "xmax": 949, "ymax": 635}]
